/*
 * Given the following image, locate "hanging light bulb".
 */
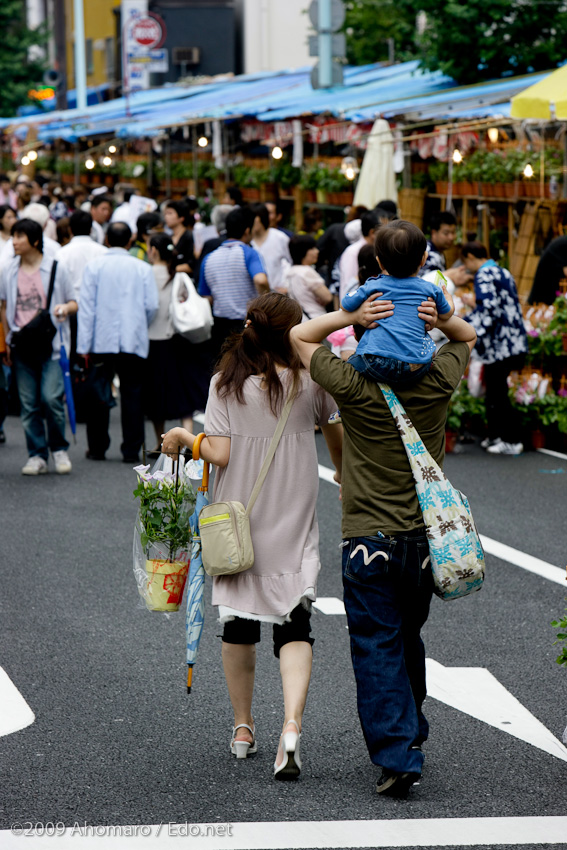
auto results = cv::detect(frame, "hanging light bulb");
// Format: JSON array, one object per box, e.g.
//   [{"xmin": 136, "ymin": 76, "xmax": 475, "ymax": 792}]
[
  {"xmin": 28, "ymin": 150, "xmax": 38, "ymax": 161},
  {"xmin": 487, "ymin": 127, "xmax": 499, "ymax": 143},
  {"xmin": 452, "ymin": 149, "xmax": 463, "ymax": 164},
  {"xmin": 108, "ymin": 145, "xmax": 117, "ymax": 154},
  {"xmin": 523, "ymin": 163, "xmax": 534, "ymax": 178},
  {"xmin": 340, "ymin": 156, "xmax": 360, "ymax": 179},
  {"xmin": 21, "ymin": 155, "xmax": 30, "ymax": 166},
  {"xmin": 198, "ymin": 136, "xmax": 209, "ymax": 148},
  {"xmin": 85, "ymin": 158, "xmax": 95, "ymax": 170},
  {"xmin": 102, "ymin": 156, "xmax": 113, "ymax": 167},
  {"xmin": 271, "ymin": 146, "xmax": 283, "ymax": 160}
]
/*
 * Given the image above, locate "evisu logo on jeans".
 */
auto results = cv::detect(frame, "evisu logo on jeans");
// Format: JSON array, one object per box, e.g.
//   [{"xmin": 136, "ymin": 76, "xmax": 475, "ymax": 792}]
[{"xmin": 350, "ymin": 545, "xmax": 390, "ymax": 566}]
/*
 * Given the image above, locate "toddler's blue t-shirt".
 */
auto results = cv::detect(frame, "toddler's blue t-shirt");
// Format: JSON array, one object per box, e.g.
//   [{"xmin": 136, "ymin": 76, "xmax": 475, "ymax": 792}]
[{"xmin": 341, "ymin": 274, "xmax": 451, "ymax": 363}]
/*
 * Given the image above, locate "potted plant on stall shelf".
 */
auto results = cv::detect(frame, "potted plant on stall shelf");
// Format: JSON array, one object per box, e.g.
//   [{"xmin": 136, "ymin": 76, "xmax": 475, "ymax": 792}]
[
  {"xmin": 428, "ymin": 161, "xmax": 449, "ymax": 196},
  {"xmin": 133, "ymin": 463, "xmax": 196, "ymax": 612},
  {"xmin": 300, "ymin": 163, "xmax": 325, "ymax": 202},
  {"xmin": 231, "ymin": 163, "xmax": 261, "ymax": 201}
]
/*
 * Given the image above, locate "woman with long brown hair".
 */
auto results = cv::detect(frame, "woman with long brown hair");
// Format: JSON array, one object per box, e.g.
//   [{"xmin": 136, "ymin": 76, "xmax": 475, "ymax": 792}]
[{"xmin": 162, "ymin": 292, "xmax": 342, "ymax": 780}]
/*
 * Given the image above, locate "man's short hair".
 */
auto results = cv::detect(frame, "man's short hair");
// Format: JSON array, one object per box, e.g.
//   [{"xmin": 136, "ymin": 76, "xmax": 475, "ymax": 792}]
[
  {"xmin": 70, "ymin": 210, "xmax": 93, "ymax": 236},
  {"xmin": 374, "ymin": 220, "xmax": 427, "ymax": 278},
  {"xmin": 22, "ymin": 202, "xmax": 50, "ymax": 229},
  {"xmin": 361, "ymin": 211, "xmax": 379, "ymax": 237},
  {"xmin": 461, "ymin": 240, "xmax": 488, "ymax": 260},
  {"xmin": 225, "ymin": 206, "xmax": 255, "ymax": 240},
  {"xmin": 226, "ymin": 186, "xmax": 243, "ymax": 205},
  {"xmin": 107, "ymin": 221, "xmax": 132, "ymax": 248},
  {"xmin": 136, "ymin": 211, "xmax": 162, "ymax": 237},
  {"xmin": 12, "ymin": 218, "xmax": 43, "ymax": 253},
  {"xmin": 91, "ymin": 194, "xmax": 113, "ymax": 210},
  {"xmin": 430, "ymin": 211, "xmax": 457, "ymax": 232},
  {"xmin": 289, "ymin": 234, "xmax": 317, "ymax": 265},
  {"xmin": 250, "ymin": 203, "xmax": 269, "ymax": 231}
]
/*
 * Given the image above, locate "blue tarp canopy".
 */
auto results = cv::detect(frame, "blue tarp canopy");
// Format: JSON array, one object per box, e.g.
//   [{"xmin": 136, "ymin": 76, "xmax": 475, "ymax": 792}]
[{"xmin": 0, "ymin": 61, "xmax": 552, "ymax": 143}]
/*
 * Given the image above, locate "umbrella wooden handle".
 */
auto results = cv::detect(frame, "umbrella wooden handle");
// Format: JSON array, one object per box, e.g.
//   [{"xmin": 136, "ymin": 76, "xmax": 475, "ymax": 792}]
[{"xmin": 192, "ymin": 432, "xmax": 209, "ymax": 492}]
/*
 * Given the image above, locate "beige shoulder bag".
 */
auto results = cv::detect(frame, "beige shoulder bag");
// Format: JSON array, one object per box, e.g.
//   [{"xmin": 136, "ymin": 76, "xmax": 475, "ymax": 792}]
[{"xmin": 198, "ymin": 390, "xmax": 296, "ymax": 577}]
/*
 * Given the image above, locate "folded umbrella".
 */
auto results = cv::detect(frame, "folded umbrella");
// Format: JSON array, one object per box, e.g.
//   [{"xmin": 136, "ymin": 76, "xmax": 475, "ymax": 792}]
[
  {"xmin": 185, "ymin": 436, "xmax": 209, "ymax": 693},
  {"xmin": 59, "ymin": 326, "xmax": 76, "ymax": 442}
]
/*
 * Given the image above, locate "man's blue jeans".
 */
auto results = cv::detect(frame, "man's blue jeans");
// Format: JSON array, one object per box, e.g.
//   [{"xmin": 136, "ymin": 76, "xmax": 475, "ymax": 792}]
[
  {"xmin": 13, "ymin": 354, "xmax": 68, "ymax": 460},
  {"xmin": 341, "ymin": 529, "xmax": 433, "ymax": 775}
]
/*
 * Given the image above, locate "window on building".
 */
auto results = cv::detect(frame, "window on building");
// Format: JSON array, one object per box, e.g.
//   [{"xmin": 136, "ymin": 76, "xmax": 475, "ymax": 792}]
[
  {"xmin": 105, "ymin": 37, "xmax": 115, "ymax": 81},
  {"xmin": 86, "ymin": 39, "xmax": 94, "ymax": 75}
]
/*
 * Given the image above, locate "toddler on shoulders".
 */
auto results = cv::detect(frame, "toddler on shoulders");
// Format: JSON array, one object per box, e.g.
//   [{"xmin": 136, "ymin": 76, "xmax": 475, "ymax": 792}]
[{"xmin": 341, "ymin": 220, "xmax": 454, "ymax": 387}]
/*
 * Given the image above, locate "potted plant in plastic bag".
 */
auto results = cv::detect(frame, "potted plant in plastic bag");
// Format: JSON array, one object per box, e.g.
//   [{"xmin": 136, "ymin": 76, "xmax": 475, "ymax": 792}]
[{"xmin": 133, "ymin": 457, "xmax": 196, "ymax": 612}]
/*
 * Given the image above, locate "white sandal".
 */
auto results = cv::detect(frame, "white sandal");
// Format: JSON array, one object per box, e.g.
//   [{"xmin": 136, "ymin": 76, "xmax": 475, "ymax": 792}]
[
  {"xmin": 273, "ymin": 720, "xmax": 301, "ymax": 780},
  {"xmin": 230, "ymin": 723, "xmax": 257, "ymax": 759}
]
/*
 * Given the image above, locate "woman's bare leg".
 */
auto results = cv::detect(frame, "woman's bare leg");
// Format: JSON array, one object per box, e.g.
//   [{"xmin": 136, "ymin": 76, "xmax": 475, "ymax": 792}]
[{"xmin": 222, "ymin": 642, "xmax": 256, "ymax": 743}]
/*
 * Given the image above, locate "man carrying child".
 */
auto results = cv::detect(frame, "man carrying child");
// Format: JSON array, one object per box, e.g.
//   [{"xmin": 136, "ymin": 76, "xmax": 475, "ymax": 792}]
[{"xmin": 291, "ymin": 220, "xmax": 477, "ymax": 798}]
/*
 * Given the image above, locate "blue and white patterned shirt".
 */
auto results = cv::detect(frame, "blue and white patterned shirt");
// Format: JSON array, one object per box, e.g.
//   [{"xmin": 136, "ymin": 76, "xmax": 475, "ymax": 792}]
[
  {"xmin": 464, "ymin": 260, "xmax": 528, "ymax": 364},
  {"xmin": 198, "ymin": 239, "xmax": 265, "ymax": 319},
  {"xmin": 421, "ymin": 239, "xmax": 446, "ymax": 274}
]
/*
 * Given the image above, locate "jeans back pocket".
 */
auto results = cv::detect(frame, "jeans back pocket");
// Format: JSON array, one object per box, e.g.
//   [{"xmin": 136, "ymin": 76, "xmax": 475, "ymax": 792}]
[{"xmin": 342, "ymin": 535, "xmax": 397, "ymax": 585}]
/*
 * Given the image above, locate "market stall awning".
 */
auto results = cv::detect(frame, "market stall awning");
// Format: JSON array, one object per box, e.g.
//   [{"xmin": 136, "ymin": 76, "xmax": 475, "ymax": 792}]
[{"xmin": 510, "ymin": 64, "xmax": 567, "ymax": 119}]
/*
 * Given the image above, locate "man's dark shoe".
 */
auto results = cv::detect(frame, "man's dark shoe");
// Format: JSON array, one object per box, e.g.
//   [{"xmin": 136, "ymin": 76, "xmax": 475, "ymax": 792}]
[
  {"xmin": 376, "ymin": 768, "xmax": 420, "ymax": 797},
  {"xmin": 122, "ymin": 456, "xmax": 140, "ymax": 464},
  {"xmin": 86, "ymin": 451, "xmax": 106, "ymax": 461},
  {"xmin": 0, "ymin": 429, "xmax": 5, "ymax": 444}
]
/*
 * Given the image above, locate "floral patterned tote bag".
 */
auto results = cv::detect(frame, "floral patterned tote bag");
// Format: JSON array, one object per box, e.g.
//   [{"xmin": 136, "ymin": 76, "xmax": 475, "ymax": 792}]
[{"xmin": 379, "ymin": 383, "xmax": 485, "ymax": 601}]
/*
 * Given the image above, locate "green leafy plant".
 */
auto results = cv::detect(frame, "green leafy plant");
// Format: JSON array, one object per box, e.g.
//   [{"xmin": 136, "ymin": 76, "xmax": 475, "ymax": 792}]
[
  {"xmin": 299, "ymin": 162, "xmax": 326, "ymax": 190},
  {"xmin": 428, "ymin": 160, "xmax": 449, "ymax": 183},
  {"xmin": 447, "ymin": 378, "xmax": 487, "ymax": 432},
  {"xmin": 552, "ymin": 607, "xmax": 567, "ymax": 667},
  {"xmin": 269, "ymin": 159, "xmax": 301, "ymax": 190},
  {"xmin": 133, "ymin": 464, "xmax": 196, "ymax": 556}
]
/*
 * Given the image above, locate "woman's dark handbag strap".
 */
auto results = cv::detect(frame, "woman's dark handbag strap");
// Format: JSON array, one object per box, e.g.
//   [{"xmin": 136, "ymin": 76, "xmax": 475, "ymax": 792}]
[{"xmin": 45, "ymin": 260, "xmax": 58, "ymax": 310}]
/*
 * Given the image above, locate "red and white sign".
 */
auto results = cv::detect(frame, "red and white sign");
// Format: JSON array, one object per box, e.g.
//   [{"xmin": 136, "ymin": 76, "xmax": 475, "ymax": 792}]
[{"xmin": 131, "ymin": 15, "xmax": 165, "ymax": 49}]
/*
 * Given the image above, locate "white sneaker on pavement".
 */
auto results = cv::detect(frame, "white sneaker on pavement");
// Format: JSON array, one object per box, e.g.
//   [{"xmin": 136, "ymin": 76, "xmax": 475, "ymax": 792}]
[
  {"xmin": 481, "ymin": 437, "xmax": 502, "ymax": 450},
  {"xmin": 22, "ymin": 456, "xmax": 48, "ymax": 475},
  {"xmin": 53, "ymin": 450, "xmax": 72, "ymax": 474},
  {"xmin": 486, "ymin": 441, "xmax": 523, "ymax": 456}
]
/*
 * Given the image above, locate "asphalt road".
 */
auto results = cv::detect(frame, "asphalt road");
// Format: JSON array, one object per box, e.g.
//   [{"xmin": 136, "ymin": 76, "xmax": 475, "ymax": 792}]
[{"xmin": 0, "ymin": 408, "xmax": 566, "ymax": 849}]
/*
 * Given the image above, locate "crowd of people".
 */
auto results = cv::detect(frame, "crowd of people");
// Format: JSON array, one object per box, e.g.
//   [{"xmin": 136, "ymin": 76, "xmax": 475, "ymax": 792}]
[{"xmin": 1, "ymin": 169, "xmax": 531, "ymax": 794}]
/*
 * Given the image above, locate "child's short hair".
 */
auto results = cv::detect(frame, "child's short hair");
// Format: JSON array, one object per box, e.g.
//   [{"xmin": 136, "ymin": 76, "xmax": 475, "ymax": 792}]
[
  {"xmin": 374, "ymin": 220, "xmax": 427, "ymax": 278},
  {"xmin": 461, "ymin": 240, "xmax": 488, "ymax": 260}
]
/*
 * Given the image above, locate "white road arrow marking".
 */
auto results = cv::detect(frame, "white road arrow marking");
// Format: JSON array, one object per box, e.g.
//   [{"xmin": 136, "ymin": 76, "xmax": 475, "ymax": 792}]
[
  {"xmin": 0, "ymin": 666, "xmax": 35, "ymax": 737},
  {"xmin": 313, "ymin": 597, "xmax": 346, "ymax": 615},
  {"xmin": 426, "ymin": 659, "xmax": 567, "ymax": 762}
]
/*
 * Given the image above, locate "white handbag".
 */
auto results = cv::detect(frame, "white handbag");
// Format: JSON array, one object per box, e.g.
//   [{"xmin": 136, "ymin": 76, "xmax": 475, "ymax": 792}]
[{"xmin": 170, "ymin": 272, "xmax": 213, "ymax": 344}]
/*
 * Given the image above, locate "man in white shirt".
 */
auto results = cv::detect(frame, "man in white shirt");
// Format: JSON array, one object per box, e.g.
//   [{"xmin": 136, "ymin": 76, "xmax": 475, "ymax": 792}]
[
  {"xmin": 250, "ymin": 203, "xmax": 292, "ymax": 292},
  {"xmin": 77, "ymin": 222, "xmax": 158, "ymax": 463},
  {"xmin": 339, "ymin": 211, "xmax": 379, "ymax": 302},
  {"xmin": 56, "ymin": 211, "xmax": 107, "ymax": 302},
  {"xmin": 111, "ymin": 188, "xmax": 139, "ymax": 233}
]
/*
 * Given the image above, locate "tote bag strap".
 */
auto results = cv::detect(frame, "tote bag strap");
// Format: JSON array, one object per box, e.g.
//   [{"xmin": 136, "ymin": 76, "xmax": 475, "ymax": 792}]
[
  {"xmin": 378, "ymin": 384, "xmax": 448, "ymax": 506},
  {"xmin": 245, "ymin": 388, "xmax": 296, "ymax": 517}
]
